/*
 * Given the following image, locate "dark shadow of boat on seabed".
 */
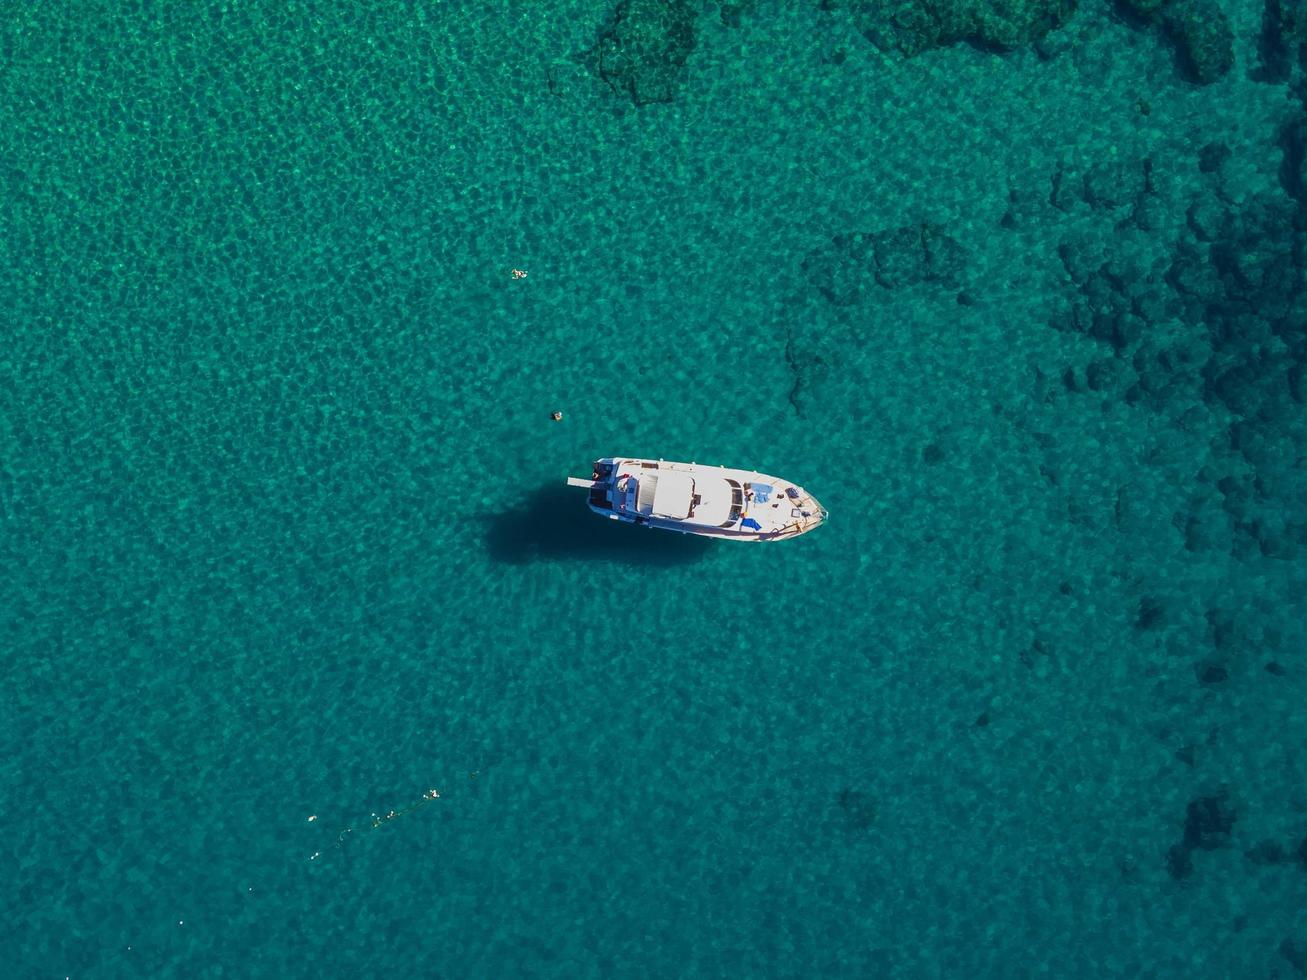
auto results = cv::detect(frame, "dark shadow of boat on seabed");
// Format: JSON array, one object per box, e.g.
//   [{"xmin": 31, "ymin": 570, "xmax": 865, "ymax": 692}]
[{"xmin": 484, "ymin": 483, "xmax": 712, "ymax": 566}]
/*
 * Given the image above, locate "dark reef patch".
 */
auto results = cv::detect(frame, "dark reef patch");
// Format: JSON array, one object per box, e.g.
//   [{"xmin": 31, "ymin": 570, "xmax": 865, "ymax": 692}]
[
  {"xmin": 838, "ymin": 787, "xmax": 879, "ymax": 830},
  {"xmin": 1254, "ymin": 0, "xmax": 1306, "ymax": 82},
  {"xmin": 1168, "ymin": 791, "xmax": 1237, "ymax": 878},
  {"xmin": 1246, "ymin": 839, "xmax": 1288, "ymax": 865},
  {"xmin": 1044, "ymin": 128, "xmax": 1307, "ymax": 564},
  {"xmin": 833, "ymin": 0, "xmax": 1078, "ymax": 56},
  {"xmin": 783, "ymin": 322, "xmax": 830, "ymax": 419},
  {"xmin": 589, "ymin": 0, "xmax": 699, "ymax": 106},
  {"xmin": 1162, "ymin": 0, "xmax": 1235, "ymax": 83},
  {"xmin": 1113, "ymin": 0, "xmax": 1234, "ymax": 84},
  {"xmin": 1283, "ymin": 936, "xmax": 1307, "ymax": 976},
  {"xmin": 802, "ymin": 222, "xmax": 966, "ymax": 305},
  {"xmin": 1135, "ymin": 595, "xmax": 1167, "ymax": 631},
  {"xmin": 1183, "ymin": 792, "xmax": 1237, "ymax": 850},
  {"xmin": 1166, "ymin": 843, "xmax": 1194, "ymax": 878},
  {"xmin": 1084, "ymin": 159, "xmax": 1151, "ymax": 210}
]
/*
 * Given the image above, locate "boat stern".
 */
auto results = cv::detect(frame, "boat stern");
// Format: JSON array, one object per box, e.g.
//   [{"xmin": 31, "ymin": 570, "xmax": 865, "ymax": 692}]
[{"xmin": 566, "ymin": 459, "xmax": 618, "ymax": 514}]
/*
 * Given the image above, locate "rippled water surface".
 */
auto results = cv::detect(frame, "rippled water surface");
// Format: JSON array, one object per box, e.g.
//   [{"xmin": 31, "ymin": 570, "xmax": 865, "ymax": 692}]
[{"xmin": 3, "ymin": 1, "xmax": 1306, "ymax": 975}]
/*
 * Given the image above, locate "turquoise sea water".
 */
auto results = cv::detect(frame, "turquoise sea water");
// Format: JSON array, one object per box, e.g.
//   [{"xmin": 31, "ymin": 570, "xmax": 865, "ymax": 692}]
[{"xmin": 4, "ymin": 0, "xmax": 1307, "ymax": 975}]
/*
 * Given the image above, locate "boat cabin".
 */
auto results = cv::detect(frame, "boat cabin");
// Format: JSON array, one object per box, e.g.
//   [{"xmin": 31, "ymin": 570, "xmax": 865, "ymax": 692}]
[{"xmin": 569, "ymin": 457, "xmax": 826, "ymax": 540}]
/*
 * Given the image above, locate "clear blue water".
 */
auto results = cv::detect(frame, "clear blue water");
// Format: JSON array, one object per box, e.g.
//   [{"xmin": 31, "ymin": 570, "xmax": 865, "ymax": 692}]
[{"xmin": 3, "ymin": 0, "xmax": 1307, "ymax": 975}]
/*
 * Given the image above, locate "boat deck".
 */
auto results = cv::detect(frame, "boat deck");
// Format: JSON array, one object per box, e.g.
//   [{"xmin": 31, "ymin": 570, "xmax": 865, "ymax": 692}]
[{"xmin": 569, "ymin": 457, "xmax": 826, "ymax": 541}]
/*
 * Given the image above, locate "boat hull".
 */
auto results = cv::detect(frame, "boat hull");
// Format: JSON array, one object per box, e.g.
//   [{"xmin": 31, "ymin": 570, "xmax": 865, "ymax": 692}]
[{"xmin": 568, "ymin": 457, "xmax": 827, "ymax": 542}]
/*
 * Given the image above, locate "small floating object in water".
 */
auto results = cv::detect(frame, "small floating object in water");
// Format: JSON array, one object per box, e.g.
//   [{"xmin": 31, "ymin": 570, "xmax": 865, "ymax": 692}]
[
  {"xmin": 551, "ymin": 410, "xmax": 563, "ymax": 421},
  {"xmin": 511, "ymin": 268, "xmax": 528, "ymax": 280}
]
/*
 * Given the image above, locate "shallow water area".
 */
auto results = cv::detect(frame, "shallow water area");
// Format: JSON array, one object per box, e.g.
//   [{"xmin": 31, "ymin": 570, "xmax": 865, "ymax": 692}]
[{"xmin": 2, "ymin": 0, "xmax": 1306, "ymax": 976}]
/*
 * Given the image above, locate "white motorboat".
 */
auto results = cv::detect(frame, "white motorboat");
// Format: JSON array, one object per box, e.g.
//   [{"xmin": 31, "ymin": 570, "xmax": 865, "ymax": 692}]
[{"xmin": 567, "ymin": 457, "xmax": 828, "ymax": 541}]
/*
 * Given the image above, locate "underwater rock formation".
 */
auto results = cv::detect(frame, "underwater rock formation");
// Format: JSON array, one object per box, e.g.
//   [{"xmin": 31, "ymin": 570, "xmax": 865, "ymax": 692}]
[
  {"xmin": 783, "ymin": 322, "xmax": 832, "ymax": 419},
  {"xmin": 1051, "ymin": 239, "xmax": 1172, "ymax": 354},
  {"xmin": 1046, "ymin": 123, "xmax": 1307, "ymax": 561},
  {"xmin": 1083, "ymin": 160, "xmax": 1151, "ymax": 210},
  {"xmin": 1167, "ymin": 791, "xmax": 1237, "ymax": 878},
  {"xmin": 1051, "ymin": 158, "xmax": 1153, "ymax": 214},
  {"xmin": 590, "ymin": 0, "xmax": 699, "ymax": 105},
  {"xmin": 802, "ymin": 222, "xmax": 966, "ymax": 304},
  {"xmin": 1246, "ymin": 839, "xmax": 1288, "ymax": 864},
  {"xmin": 1281, "ymin": 115, "xmax": 1307, "ymax": 204},
  {"xmin": 1162, "ymin": 0, "xmax": 1235, "ymax": 83},
  {"xmin": 1255, "ymin": 0, "xmax": 1306, "ymax": 81},
  {"xmin": 1114, "ymin": 0, "xmax": 1234, "ymax": 84},
  {"xmin": 789, "ymin": 220, "xmax": 965, "ymax": 415},
  {"xmin": 716, "ymin": 0, "xmax": 759, "ymax": 27},
  {"xmin": 1052, "ymin": 159, "xmax": 1305, "ymax": 423},
  {"xmin": 1117, "ymin": 0, "xmax": 1170, "ymax": 14},
  {"xmin": 837, "ymin": 787, "xmax": 878, "ymax": 830},
  {"xmin": 1283, "ymin": 937, "xmax": 1307, "ymax": 976},
  {"xmin": 837, "ymin": 0, "xmax": 1077, "ymax": 55}
]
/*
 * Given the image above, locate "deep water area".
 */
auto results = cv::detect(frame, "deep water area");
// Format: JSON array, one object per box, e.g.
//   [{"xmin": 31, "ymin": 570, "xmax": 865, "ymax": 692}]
[{"xmin": 2, "ymin": 0, "xmax": 1306, "ymax": 975}]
